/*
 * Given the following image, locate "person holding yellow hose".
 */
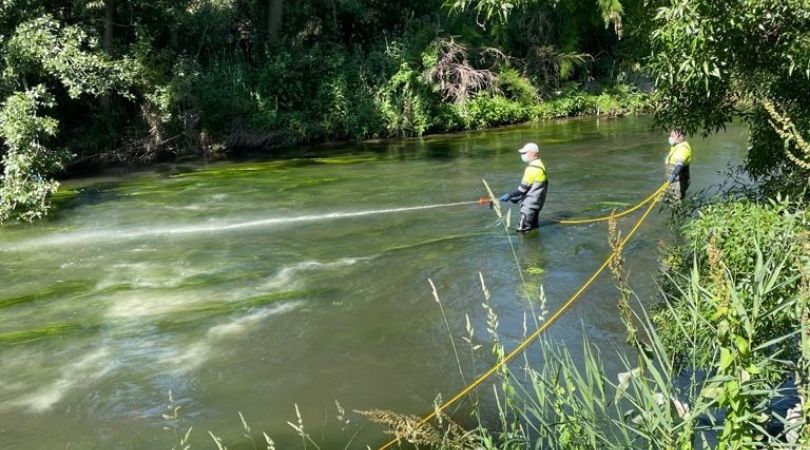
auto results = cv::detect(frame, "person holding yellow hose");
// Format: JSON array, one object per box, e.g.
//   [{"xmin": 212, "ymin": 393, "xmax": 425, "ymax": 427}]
[
  {"xmin": 500, "ymin": 142, "xmax": 548, "ymax": 233},
  {"xmin": 665, "ymin": 129, "xmax": 692, "ymax": 201}
]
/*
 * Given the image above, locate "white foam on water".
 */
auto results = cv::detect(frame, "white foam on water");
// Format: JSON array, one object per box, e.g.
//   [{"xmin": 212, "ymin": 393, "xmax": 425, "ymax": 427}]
[
  {"xmin": 104, "ymin": 290, "xmax": 206, "ymax": 320},
  {"xmin": 207, "ymin": 301, "xmax": 302, "ymax": 339},
  {"xmin": 8, "ymin": 348, "xmax": 113, "ymax": 412},
  {"xmin": 3, "ymin": 302, "xmax": 299, "ymax": 409},
  {"xmin": 2, "ymin": 201, "xmax": 476, "ymax": 251},
  {"xmin": 261, "ymin": 257, "xmax": 367, "ymax": 290},
  {"xmin": 161, "ymin": 204, "xmax": 207, "ymax": 211},
  {"xmin": 95, "ymin": 262, "xmax": 208, "ymax": 290},
  {"xmin": 168, "ymin": 301, "xmax": 302, "ymax": 374},
  {"xmin": 1, "ymin": 255, "xmax": 353, "ymax": 405},
  {"xmin": 14, "ymin": 380, "xmax": 73, "ymax": 412},
  {"xmin": 91, "ymin": 259, "xmax": 357, "ymax": 316},
  {"xmin": 101, "ymin": 256, "xmax": 360, "ymax": 320},
  {"xmin": 166, "ymin": 341, "xmax": 211, "ymax": 373}
]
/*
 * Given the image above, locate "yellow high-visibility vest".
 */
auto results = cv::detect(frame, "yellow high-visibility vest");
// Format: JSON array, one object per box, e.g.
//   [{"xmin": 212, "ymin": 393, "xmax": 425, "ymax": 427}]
[
  {"xmin": 666, "ymin": 141, "xmax": 693, "ymax": 166},
  {"xmin": 521, "ymin": 159, "xmax": 547, "ymax": 184}
]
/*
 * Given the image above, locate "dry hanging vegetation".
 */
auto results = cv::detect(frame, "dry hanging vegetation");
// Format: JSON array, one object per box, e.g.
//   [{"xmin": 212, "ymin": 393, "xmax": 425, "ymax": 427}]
[
  {"xmin": 423, "ymin": 37, "xmax": 499, "ymax": 104},
  {"xmin": 356, "ymin": 408, "xmax": 481, "ymax": 449}
]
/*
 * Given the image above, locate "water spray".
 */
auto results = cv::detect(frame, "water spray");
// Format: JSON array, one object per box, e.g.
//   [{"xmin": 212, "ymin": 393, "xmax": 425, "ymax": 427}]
[{"xmin": 4, "ymin": 198, "xmax": 495, "ymax": 251}]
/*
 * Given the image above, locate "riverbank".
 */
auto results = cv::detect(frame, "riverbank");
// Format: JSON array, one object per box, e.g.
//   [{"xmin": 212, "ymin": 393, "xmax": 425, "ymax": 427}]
[
  {"xmin": 216, "ymin": 84, "xmax": 650, "ymax": 155},
  {"xmin": 58, "ymin": 84, "xmax": 649, "ymax": 181},
  {"xmin": 365, "ymin": 157, "xmax": 809, "ymax": 449},
  {"xmin": 67, "ymin": 84, "xmax": 651, "ymax": 167}
]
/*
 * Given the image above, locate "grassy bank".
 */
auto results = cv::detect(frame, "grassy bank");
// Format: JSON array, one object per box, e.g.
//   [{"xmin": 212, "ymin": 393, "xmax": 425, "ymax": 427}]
[
  {"xmin": 359, "ymin": 192, "xmax": 809, "ymax": 449},
  {"xmin": 159, "ymin": 186, "xmax": 807, "ymax": 449}
]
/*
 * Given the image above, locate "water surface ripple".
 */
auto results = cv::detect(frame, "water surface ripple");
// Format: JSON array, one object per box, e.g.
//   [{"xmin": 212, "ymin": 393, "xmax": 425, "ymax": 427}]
[{"xmin": 0, "ymin": 117, "xmax": 746, "ymax": 449}]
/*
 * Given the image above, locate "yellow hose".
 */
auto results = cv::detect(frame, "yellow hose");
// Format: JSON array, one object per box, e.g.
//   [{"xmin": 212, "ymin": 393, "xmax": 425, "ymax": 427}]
[
  {"xmin": 553, "ymin": 182, "xmax": 670, "ymax": 225},
  {"xmin": 375, "ymin": 182, "xmax": 669, "ymax": 450}
]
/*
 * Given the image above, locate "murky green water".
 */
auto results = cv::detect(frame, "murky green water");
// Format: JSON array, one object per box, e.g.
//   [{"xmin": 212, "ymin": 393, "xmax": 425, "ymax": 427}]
[{"xmin": 0, "ymin": 117, "xmax": 746, "ymax": 449}]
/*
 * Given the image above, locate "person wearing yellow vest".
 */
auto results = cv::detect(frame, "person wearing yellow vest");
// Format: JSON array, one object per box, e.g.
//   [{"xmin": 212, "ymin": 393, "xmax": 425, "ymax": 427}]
[
  {"xmin": 500, "ymin": 142, "xmax": 548, "ymax": 233},
  {"xmin": 665, "ymin": 129, "xmax": 693, "ymax": 201}
]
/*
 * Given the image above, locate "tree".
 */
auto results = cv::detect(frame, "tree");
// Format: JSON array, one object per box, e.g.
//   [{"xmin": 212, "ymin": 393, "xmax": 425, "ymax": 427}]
[
  {"xmin": 649, "ymin": 0, "xmax": 810, "ymax": 181},
  {"xmin": 0, "ymin": 86, "xmax": 60, "ymax": 222},
  {"xmin": 445, "ymin": 0, "xmax": 625, "ymax": 38},
  {"xmin": 0, "ymin": 15, "xmax": 134, "ymax": 222}
]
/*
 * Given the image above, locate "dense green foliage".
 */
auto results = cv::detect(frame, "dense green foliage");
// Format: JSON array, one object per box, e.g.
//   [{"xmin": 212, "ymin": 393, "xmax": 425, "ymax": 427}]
[
  {"xmin": 649, "ymin": 0, "xmax": 810, "ymax": 183},
  {"xmin": 0, "ymin": 13, "xmax": 135, "ymax": 220},
  {"xmin": 647, "ymin": 2, "xmax": 810, "ymax": 443},
  {"xmin": 0, "ymin": 0, "xmax": 653, "ymax": 222},
  {"xmin": 655, "ymin": 197, "xmax": 809, "ymax": 446},
  {"xmin": 0, "ymin": 87, "xmax": 61, "ymax": 221}
]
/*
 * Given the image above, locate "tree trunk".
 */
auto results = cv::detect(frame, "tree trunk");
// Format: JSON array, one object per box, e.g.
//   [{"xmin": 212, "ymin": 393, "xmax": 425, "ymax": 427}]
[
  {"xmin": 268, "ymin": 0, "xmax": 283, "ymax": 47},
  {"xmin": 103, "ymin": 0, "xmax": 115, "ymax": 55}
]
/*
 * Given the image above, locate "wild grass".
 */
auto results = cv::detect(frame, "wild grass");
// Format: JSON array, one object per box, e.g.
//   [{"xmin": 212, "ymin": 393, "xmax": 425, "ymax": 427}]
[
  {"xmin": 153, "ymin": 195, "xmax": 807, "ymax": 449},
  {"xmin": 358, "ymin": 198, "xmax": 808, "ymax": 449}
]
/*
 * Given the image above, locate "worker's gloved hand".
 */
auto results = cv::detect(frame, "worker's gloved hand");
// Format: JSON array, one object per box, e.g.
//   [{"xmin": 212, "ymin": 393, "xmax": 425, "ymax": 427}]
[
  {"xmin": 499, "ymin": 193, "xmax": 511, "ymax": 203},
  {"xmin": 667, "ymin": 173, "xmax": 676, "ymax": 183}
]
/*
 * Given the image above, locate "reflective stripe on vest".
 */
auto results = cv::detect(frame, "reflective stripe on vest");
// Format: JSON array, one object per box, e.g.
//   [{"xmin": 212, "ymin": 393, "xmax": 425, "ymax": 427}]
[{"xmin": 666, "ymin": 142, "xmax": 692, "ymax": 165}]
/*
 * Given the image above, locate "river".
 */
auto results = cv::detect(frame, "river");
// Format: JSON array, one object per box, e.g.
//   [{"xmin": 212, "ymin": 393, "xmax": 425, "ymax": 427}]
[{"xmin": 0, "ymin": 117, "xmax": 746, "ymax": 449}]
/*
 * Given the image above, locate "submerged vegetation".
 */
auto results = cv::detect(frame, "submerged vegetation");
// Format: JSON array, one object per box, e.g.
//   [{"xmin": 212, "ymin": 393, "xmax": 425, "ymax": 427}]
[
  {"xmin": 1, "ymin": 0, "xmax": 809, "ymax": 449},
  {"xmin": 155, "ymin": 193, "xmax": 809, "ymax": 449}
]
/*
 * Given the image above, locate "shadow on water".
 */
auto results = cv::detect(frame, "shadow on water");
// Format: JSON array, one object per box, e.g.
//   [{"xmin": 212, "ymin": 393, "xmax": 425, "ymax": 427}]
[{"xmin": 47, "ymin": 182, "xmax": 125, "ymax": 221}]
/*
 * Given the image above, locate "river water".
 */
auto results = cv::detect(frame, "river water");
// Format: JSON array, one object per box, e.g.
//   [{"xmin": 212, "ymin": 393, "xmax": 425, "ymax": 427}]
[{"xmin": 0, "ymin": 117, "xmax": 746, "ymax": 449}]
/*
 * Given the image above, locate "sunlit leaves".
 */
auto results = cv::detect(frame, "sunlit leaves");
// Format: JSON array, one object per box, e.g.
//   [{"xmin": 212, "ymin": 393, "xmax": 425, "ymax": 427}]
[
  {"xmin": 0, "ymin": 85, "xmax": 56, "ymax": 149},
  {"xmin": 4, "ymin": 15, "xmax": 135, "ymax": 99},
  {"xmin": 444, "ymin": 0, "xmax": 527, "ymax": 25},
  {"xmin": 0, "ymin": 85, "xmax": 64, "ymax": 222},
  {"xmin": 445, "ymin": 0, "xmax": 625, "ymax": 37},
  {"xmin": 0, "ymin": 15, "xmax": 136, "ymax": 223},
  {"xmin": 649, "ymin": 0, "xmax": 810, "ymax": 182}
]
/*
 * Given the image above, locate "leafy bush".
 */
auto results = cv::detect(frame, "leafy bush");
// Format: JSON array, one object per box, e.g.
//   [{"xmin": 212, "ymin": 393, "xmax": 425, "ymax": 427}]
[
  {"xmin": 375, "ymin": 62, "xmax": 437, "ymax": 136},
  {"xmin": 496, "ymin": 67, "xmax": 538, "ymax": 105},
  {"xmin": 0, "ymin": 86, "xmax": 62, "ymax": 222},
  {"xmin": 464, "ymin": 94, "xmax": 530, "ymax": 129},
  {"xmin": 0, "ymin": 15, "xmax": 135, "ymax": 223},
  {"xmin": 655, "ymin": 197, "xmax": 809, "ymax": 370},
  {"xmin": 531, "ymin": 86, "xmax": 647, "ymax": 120},
  {"xmin": 648, "ymin": 0, "xmax": 810, "ymax": 183}
]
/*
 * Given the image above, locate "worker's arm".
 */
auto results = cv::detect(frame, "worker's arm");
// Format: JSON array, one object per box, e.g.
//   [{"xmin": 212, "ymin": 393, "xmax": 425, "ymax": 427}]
[
  {"xmin": 500, "ymin": 182, "xmax": 530, "ymax": 203},
  {"xmin": 501, "ymin": 166, "xmax": 538, "ymax": 202},
  {"xmin": 667, "ymin": 162, "xmax": 684, "ymax": 182}
]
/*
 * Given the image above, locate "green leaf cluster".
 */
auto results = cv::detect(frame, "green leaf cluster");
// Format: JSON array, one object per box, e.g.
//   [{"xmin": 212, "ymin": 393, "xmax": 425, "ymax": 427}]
[
  {"xmin": 0, "ymin": 0, "xmax": 652, "ymax": 222},
  {"xmin": 657, "ymin": 197, "xmax": 808, "ymax": 369},
  {"xmin": 649, "ymin": 0, "xmax": 810, "ymax": 183},
  {"xmin": 0, "ymin": 86, "xmax": 62, "ymax": 221}
]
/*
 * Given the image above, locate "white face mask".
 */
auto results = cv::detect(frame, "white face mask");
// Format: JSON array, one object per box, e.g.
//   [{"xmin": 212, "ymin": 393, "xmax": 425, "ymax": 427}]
[
  {"xmin": 668, "ymin": 136, "xmax": 677, "ymax": 146},
  {"xmin": 521, "ymin": 153, "xmax": 531, "ymax": 163}
]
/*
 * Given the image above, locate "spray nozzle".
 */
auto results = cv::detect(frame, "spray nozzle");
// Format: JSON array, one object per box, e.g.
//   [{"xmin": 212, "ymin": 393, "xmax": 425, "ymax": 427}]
[{"xmin": 478, "ymin": 196, "xmax": 493, "ymax": 209}]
